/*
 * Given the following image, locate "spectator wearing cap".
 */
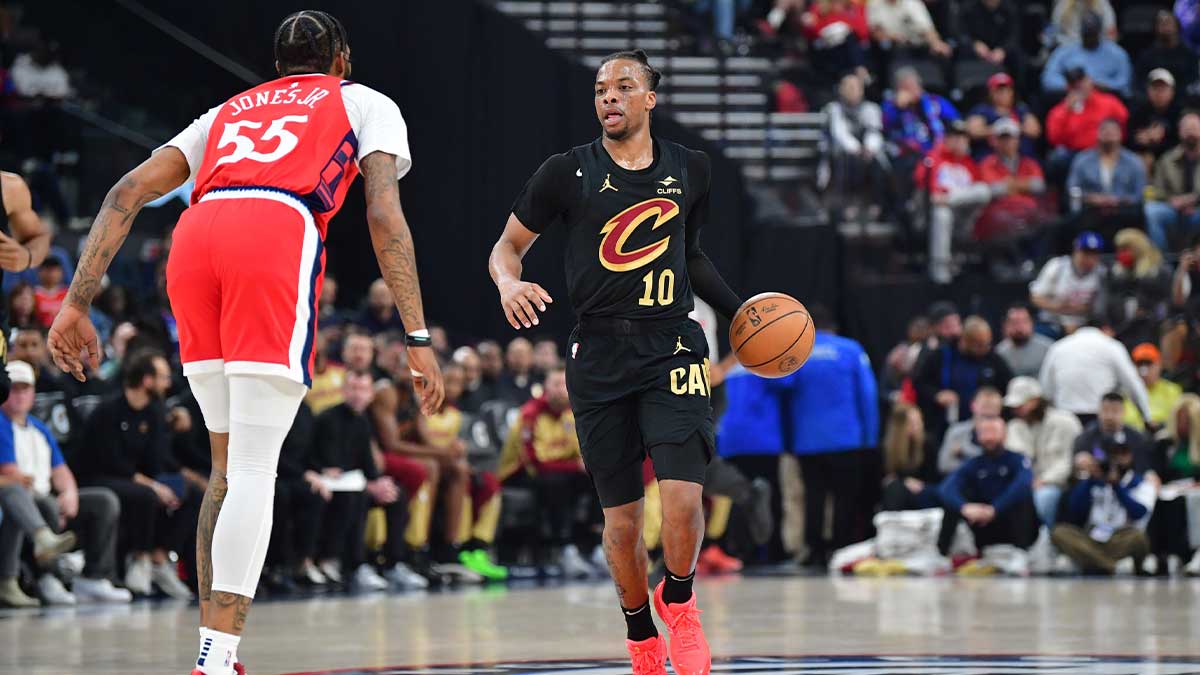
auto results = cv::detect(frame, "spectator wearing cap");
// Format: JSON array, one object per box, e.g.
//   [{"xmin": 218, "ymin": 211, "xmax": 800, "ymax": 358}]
[
  {"xmin": 0, "ymin": 361, "xmax": 130, "ymax": 606},
  {"xmin": 914, "ymin": 121, "xmax": 990, "ymax": 283},
  {"xmin": 913, "ymin": 315, "xmax": 1012, "ymax": 443},
  {"xmin": 958, "ymin": 0, "xmax": 1022, "ymax": 74},
  {"xmin": 1004, "ymin": 376, "xmax": 1081, "ymax": 526},
  {"xmin": 1144, "ymin": 112, "xmax": 1200, "ymax": 251},
  {"xmin": 1043, "ymin": 314, "xmax": 1153, "ymax": 428},
  {"xmin": 1065, "ymin": 120, "xmax": 1147, "ymax": 238},
  {"xmin": 974, "ymin": 117, "xmax": 1048, "ymax": 243},
  {"xmin": 1042, "ymin": 11, "xmax": 1132, "ymax": 97},
  {"xmin": 1046, "ymin": 70, "xmax": 1129, "ymax": 160},
  {"xmin": 1074, "ymin": 391, "xmax": 1153, "ymax": 471},
  {"xmin": 866, "ymin": 0, "xmax": 952, "ymax": 60},
  {"xmin": 1128, "ymin": 69, "xmax": 1182, "ymax": 169},
  {"xmin": 1122, "ymin": 344, "xmax": 1181, "ymax": 432},
  {"xmin": 966, "ymin": 73, "xmax": 1040, "ymax": 160},
  {"xmin": 1029, "ymin": 232, "xmax": 1106, "ymax": 336},
  {"xmin": 996, "ymin": 303, "xmax": 1054, "ymax": 378},
  {"xmin": 1099, "ymin": 229, "xmax": 1171, "ymax": 349},
  {"xmin": 1135, "ymin": 10, "xmax": 1199, "ymax": 95}
]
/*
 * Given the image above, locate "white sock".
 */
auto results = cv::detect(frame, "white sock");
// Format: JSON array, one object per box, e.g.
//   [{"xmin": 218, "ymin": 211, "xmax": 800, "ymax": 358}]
[{"xmin": 196, "ymin": 628, "xmax": 240, "ymax": 675}]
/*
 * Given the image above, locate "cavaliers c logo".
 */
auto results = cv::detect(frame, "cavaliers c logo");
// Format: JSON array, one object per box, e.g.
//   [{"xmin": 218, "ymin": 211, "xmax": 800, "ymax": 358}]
[{"xmin": 598, "ymin": 198, "xmax": 679, "ymax": 272}]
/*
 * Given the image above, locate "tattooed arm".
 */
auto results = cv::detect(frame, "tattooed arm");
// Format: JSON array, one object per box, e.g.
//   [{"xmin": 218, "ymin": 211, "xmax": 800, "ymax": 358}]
[
  {"xmin": 48, "ymin": 148, "xmax": 190, "ymax": 381},
  {"xmin": 360, "ymin": 150, "xmax": 444, "ymax": 415}
]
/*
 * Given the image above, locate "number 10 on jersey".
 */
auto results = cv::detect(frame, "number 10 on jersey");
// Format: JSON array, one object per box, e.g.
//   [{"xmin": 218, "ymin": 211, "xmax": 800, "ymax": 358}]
[{"xmin": 638, "ymin": 269, "xmax": 675, "ymax": 307}]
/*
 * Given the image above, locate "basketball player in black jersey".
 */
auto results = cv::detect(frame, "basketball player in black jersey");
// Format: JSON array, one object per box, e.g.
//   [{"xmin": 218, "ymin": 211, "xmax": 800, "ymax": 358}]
[{"xmin": 489, "ymin": 50, "xmax": 743, "ymax": 675}]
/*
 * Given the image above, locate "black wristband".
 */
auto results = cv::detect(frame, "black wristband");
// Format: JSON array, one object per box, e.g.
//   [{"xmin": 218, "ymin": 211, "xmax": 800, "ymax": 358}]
[{"xmin": 405, "ymin": 333, "xmax": 433, "ymax": 347}]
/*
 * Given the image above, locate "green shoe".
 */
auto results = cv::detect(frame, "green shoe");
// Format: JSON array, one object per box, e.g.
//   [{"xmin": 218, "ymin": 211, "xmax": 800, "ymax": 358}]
[{"xmin": 459, "ymin": 549, "xmax": 508, "ymax": 581}]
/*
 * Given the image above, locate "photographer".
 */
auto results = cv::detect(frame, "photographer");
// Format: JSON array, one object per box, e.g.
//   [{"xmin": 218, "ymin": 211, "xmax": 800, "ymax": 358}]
[{"xmin": 1052, "ymin": 441, "xmax": 1156, "ymax": 574}]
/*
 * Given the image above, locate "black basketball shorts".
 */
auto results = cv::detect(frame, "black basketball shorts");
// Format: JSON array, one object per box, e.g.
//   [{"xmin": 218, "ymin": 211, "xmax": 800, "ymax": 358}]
[{"xmin": 565, "ymin": 317, "xmax": 715, "ymax": 508}]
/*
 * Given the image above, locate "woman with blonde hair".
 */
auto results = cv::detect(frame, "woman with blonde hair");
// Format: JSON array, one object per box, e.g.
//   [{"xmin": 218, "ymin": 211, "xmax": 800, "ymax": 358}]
[
  {"xmin": 1147, "ymin": 394, "xmax": 1200, "ymax": 574},
  {"xmin": 1103, "ymin": 228, "xmax": 1172, "ymax": 347},
  {"xmin": 880, "ymin": 402, "xmax": 939, "ymax": 511}
]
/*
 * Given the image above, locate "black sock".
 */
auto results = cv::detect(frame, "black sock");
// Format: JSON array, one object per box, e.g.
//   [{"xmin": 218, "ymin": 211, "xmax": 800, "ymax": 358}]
[
  {"xmin": 623, "ymin": 601, "xmax": 658, "ymax": 641},
  {"xmin": 662, "ymin": 568, "xmax": 695, "ymax": 605}
]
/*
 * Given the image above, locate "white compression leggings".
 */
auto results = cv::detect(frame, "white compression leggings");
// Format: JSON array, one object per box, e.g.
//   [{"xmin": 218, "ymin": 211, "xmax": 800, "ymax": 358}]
[{"xmin": 187, "ymin": 371, "xmax": 308, "ymax": 599}]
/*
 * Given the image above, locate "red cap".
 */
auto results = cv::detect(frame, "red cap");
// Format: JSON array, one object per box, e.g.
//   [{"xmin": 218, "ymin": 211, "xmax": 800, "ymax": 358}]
[{"xmin": 987, "ymin": 72, "xmax": 1014, "ymax": 89}]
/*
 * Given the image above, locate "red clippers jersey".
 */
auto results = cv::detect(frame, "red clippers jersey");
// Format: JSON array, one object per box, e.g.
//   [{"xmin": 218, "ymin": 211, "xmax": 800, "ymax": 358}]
[{"xmin": 192, "ymin": 74, "xmax": 359, "ymax": 236}]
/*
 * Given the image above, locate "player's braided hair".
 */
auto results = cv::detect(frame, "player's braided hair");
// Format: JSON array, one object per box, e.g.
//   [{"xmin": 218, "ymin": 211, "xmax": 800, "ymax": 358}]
[
  {"xmin": 274, "ymin": 10, "xmax": 348, "ymax": 76},
  {"xmin": 598, "ymin": 48, "xmax": 662, "ymax": 91}
]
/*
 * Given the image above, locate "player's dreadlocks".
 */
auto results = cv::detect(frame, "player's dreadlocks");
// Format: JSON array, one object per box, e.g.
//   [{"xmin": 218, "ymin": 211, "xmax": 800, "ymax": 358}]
[
  {"xmin": 273, "ymin": 10, "xmax": 349, "ymax": 76},
  {"xmin": 598, "ymin": 48, "xmax": 662, "ymax": 91}
]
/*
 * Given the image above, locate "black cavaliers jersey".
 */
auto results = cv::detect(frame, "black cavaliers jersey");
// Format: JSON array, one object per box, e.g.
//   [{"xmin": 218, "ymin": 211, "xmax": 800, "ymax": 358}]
[{"xmin": 512, "ymin": 137, "xmax": 710, "ymax": 321}]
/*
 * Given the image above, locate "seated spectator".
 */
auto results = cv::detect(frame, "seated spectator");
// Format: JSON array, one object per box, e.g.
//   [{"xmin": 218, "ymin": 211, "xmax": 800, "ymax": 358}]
[
  {"xmin": 1136, "ymin": 10, "xmax": 1199, "ymax": 94},
  {"xmin": 476, "ymin": 340, "xmax": 506, "ymax": 402},
  {"xmin": 937, "ymin": 415, "xmax": 1036, "ymax": 557},
  {"xmin": 996, "ymin": 303, "xmax": 1054, "ymax": 378},
  {"xmin": 1073, "ymin": 391, "xmax": 1153, "ymax": 471},
  {"xmin": 1043, "ymin": 314, "xmax": 1153, "ymax": 428},
  {"xmin": 1128, "ymin": 70, "xmax": 1182, "ymax": 170},
  {"xmin": 1045, "ymin": 70, "xmax": 1129, "ymax": 178},
  {"xmin": 913, "ymin": 121, "xmax": 990, "ymax": 283},
  {"xmin": 306, "ymin": 331, "xmax": 347, "ymax": 416},
  {"xmin": 958, "ymin": 0, "xmax": 1023, "ymax": 84},
  {"xmin": 264, "ymin": 402, "xmax": 330, "ymax": 591},
  {"xmin": 9, "ymin": 326, "xmax": 105, "ymax": 454},
  {"xmin": 1042, "ymin": 12, "xmax": 1132, "ymax": 97},
  {"xmin": 938, "ymin": 385, "xmax": 1003, "ymax": 475},
  {"xmin": 882, "ymin": 315, "xmax": 930, "ymax": 400},
  {"xmin": 75, "ymin": 350, "xmax": 194, "ymax": 599},
  {"xmin": 1171, "ymin": 235, "xmax": 1200, "ymax": 309},
  {"xmin": 499, "ymin": 336, "xmax": 537, "ymax": 402},
  {"xmin": 10, "ymin": 40, "xmax": 71, "ymax": 100},
  {"xmin": 883, "ymin": 66, "xmax": 959, "ymax": 165},
  {"xmin": 866, "ymin": 0, "xmax": 952, "ymax": 59},
  {"xmin": 1029, "ymin": 232, "xmax": 1106, "ymax": 336},
  {"xmin": 0, "ymin": 361, "xmax": 129, "ymax": 605},
  {"xmin": 687, "ymin": 0, "xmax": 753, "ymax": 46},
  {"xmin": 801, "ymin": 0, "xmax": 870, "ymax": 86},
  {"xmin": 1154, "ymin": 394, "xmax": 1200, "ymax": 481},
  {"xmin": 880, "ymin": 402, "xmax": 939, "ymax": 510},
  {"xmin": 7, "ymin": 283, "xmax": 36, "ymax": 331},
  {"xmin": 1144, "ymin": 112, "xmax": 1200, "ymax": 251},
  {"xmin": 354, "ymin": 279, "xmax": 405, "ymax": 334},
  {"xmin": 314, "ymin": 370, "xmax": 399, "ymax": 590},
  {"xmin": 453, "ymin": 346, "xmax": 488, "ymax": 413},
  {"xmin": 1066, "ymin": 119, "xmax": 1147, "ymax": 238},
  {"xmin": 1052, "ymin": 440, "xmax": 1155, "ymax": 574},
  {"xmin": 317, "ymin": 274, "xmax": 348, "ymax": 330},
  {"xmin": 33, "ymin": 258, "xmax": 66, "ymax": 329},
  {"xmin": 1049, "ymin": 0, "xmax": 1117, "ymax": 45},
  {"xmin": 974, "ymin": 117, "xmax": 1049, "ymax": 244},
  {"xmin": 1100, "ymin": 229, "xmax": 1171, "ymax": 348},
  {"xmin": 966, "ymin": 73, "xmax": 1040, "ymax": 160},
  {"xmin": 823, "ymin": 73, "xmax": 887, "ymax": 219},
  {"xmin": 500, "ymin": 364, "xmax": 599, "ymax": 576},
  {"xmin": 1122, "ymin": 344, "xmax": 1181, "ymax": 432},
  {"xmin": 532, "ymin": 338, "xmax": 560, "ymax": 381},
  {"xmin": 914, "ymin": 315, "xmax": 1012, "ymax": 441},
  {"xmin": 1003, "ymin": 377, "xmax": 1081, "ymax": 526}
]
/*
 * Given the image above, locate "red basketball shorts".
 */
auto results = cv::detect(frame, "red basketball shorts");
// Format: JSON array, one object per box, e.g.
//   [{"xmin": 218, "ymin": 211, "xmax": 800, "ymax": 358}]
[{"xmin": 166, "ymin": 188, "xmax": 324, "ymax": 387}]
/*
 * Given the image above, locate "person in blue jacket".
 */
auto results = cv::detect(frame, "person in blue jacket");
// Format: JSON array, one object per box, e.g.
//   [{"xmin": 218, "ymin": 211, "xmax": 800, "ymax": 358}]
[
  {"xmin": 937, "ymin": 415, "xmax": 1038, "ymax": 554},
  {"xmin": 784, "ymin": 305, "xmax": 878, "ymax": 567},
  {"xmin": 717, "ymin": 358, "xmax": 788, "ymax": 561}
]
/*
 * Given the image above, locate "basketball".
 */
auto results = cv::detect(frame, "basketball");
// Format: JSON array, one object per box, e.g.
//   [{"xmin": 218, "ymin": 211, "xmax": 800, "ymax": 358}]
[{"xmin": 729, "ymin": 292, "xmax": 814, "ymax": 378}]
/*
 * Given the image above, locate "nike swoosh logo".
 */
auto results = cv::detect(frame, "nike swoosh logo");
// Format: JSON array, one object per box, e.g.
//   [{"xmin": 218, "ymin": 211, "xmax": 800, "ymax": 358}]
[{"xmin": 576, "ymin": 168, "xmax": 582, "ymax": 177}]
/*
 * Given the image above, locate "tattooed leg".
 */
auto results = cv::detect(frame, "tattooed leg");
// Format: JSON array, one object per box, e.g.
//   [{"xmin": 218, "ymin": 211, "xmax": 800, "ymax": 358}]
[
  {"xmin": 601, "ymin": 500, "xmax": 649, "ymax": 609},
  {"xmin": 198, "ymin": 431, "xmax": 230, "ymax": 628}
]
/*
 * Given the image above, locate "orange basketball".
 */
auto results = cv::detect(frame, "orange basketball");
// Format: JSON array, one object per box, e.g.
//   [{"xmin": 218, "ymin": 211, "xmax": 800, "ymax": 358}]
[{"xmin": 729, "ymin": 292, "xmax": 814, "ymax": 378}]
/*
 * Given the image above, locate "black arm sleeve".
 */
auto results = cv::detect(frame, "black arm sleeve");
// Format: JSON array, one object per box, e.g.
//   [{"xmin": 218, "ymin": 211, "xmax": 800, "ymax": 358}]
[
  {"xmin": 684, "ymin": 150, "xmax": 743, "ymax": 320},
  {"xmin": 510, "ymin": 152, "xmax": 582, "ymax": 233}
]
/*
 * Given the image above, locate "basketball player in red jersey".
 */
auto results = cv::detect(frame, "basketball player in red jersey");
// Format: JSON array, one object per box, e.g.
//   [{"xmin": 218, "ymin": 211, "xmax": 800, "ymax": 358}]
[{"xmin": 46, "ymin": 11, "xmax": 443, "ymax": 675}]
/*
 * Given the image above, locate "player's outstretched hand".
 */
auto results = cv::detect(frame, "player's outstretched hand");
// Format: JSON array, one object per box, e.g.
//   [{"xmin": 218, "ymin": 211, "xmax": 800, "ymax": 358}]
[
  {"xmin": 407, "ymin": 345, "xmax": 445, "ymax": 416},
  {"xmin": 47, "ymin": 303, "xmax": 101, "ymax": 383},
  {"xmin": 498, "ymin": 279, "xmax": 553, "ymax": 329}
]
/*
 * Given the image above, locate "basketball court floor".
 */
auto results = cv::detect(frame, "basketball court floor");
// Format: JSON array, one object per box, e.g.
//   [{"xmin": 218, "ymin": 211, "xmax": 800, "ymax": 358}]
[{"xmin": 2, "ymin": 575, "xmax": 1199, "ymax": 674}]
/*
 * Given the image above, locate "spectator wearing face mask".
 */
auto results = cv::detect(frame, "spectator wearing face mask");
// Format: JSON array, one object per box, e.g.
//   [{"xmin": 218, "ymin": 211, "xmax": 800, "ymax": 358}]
[
  {"xmin": 1098, "ymin": 229, "xmax": 1171, "ymax": 349},
  {"xmin": 1144, "ymin": 112, "xmax": 1200, "ymax": 251},
  {"xmin": 995, "ymin": 303, "xmax": 1054, "ymax": 378},
  {"xmin": 1122, "ymin": 344, "xmax": 1181, "ymax": 432}
]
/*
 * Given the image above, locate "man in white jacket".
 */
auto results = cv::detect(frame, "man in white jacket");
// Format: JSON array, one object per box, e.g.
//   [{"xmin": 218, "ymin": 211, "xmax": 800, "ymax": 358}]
[
  {"xmin": 1004, "ymin": 377, "xmax": 1082, "ymax": 526},
  {"xmin": 1038, "ymin": 316, "xmax": 1151, "ymax": 428}
]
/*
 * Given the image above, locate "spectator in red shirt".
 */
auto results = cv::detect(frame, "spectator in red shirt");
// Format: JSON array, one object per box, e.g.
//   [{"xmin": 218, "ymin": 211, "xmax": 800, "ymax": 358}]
[
  {"xmin": 801, "ymin": 0, "xmax": 871, "ymax": 85},
  {"xmin": 915, "ymin": 122, "xmax": 992, "ymax": 283},
  {"xmin": 32, "ymin": 258, "xmax": 66, "ymax": 328},
  {"xmin": 1046, "ymin": 68, "xmax": 1129, "ymax": 183},
  {"xmin": 976, "ymin": 118, "xmax": 1049, "ymax": 241}
]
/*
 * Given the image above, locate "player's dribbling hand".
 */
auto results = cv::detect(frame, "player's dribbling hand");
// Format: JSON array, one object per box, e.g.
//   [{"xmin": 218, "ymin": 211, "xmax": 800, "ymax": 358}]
[
  {"xmin": 407, "ymin": 345, "xmax": 445, "ymax": 416},
  {"xmin": 48, "ymin": 303, "xmax": 101, "ymax": 382},
  {"xmin": 498, "ymin": 279, "xmax": 553, "ymax": 329}
]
